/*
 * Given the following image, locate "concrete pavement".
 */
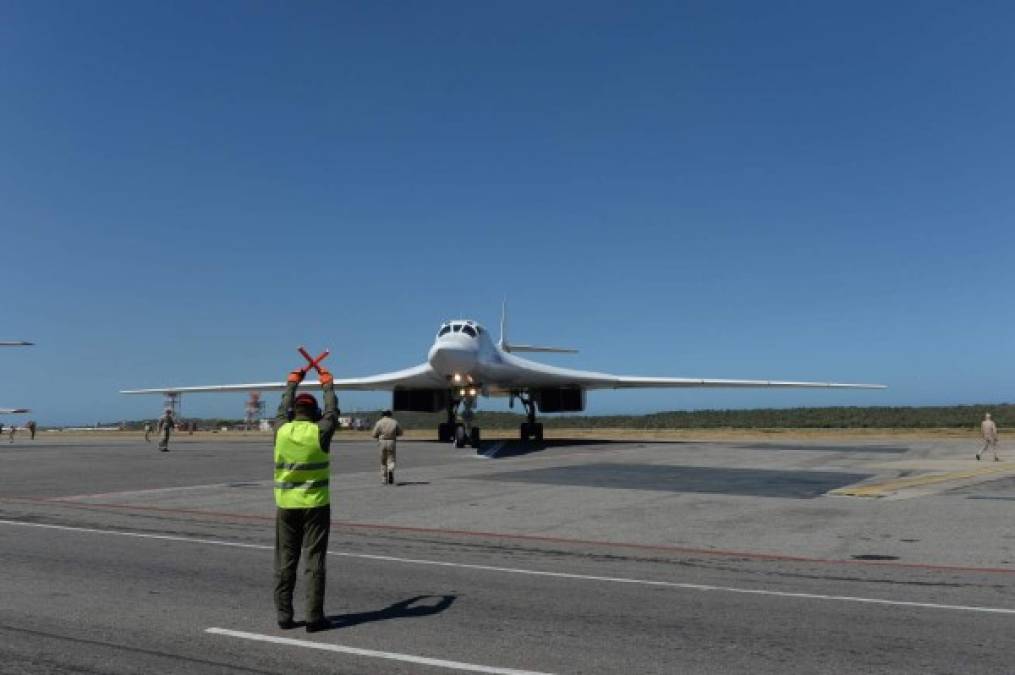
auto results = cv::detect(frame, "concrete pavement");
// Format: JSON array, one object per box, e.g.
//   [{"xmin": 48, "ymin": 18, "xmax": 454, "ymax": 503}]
[{"xmin": 0, "ymin": 434, "xmax": 1012, "ymax": 673}]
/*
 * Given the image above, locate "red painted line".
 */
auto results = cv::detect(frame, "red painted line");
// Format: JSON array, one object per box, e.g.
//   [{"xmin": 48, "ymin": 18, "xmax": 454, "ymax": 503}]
[{"xmin": 3, "ymin": 496, "xmax": 1013, "ymax": 575}]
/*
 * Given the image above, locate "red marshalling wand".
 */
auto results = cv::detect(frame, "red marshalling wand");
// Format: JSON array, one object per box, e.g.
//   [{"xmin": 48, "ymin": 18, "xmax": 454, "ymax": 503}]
[{"xmin": 298, "ymin": 346, "xmax": 331, "ymax": 377}]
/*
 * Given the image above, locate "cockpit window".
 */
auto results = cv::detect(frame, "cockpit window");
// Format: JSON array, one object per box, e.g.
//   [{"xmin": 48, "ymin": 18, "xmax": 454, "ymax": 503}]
[
  {"xmin": 452, "ymin": 324, "xmax": 462, "ymax": 332},
  {"xmin": 438, "ymin": 326, "xmax": 451, "ymax": 337},
  {"xmin": 462, "ymin": 325, "xmax": 477, "ymax": 337}
]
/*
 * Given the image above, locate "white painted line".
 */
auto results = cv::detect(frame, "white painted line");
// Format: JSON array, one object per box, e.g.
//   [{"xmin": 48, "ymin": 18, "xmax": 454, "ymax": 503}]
[
  {"xmin": 56, "ymin": 481, "xmax": 265, "ymax": 502},
  {"xmin": 329, "ymin": 550, "xmax": 1015, "ymax": 616},
  {"xmin": 2, "ymin": 519, "xmax": 1014, "ymax": 616},
  {"xmin": 481, "ymin": 442, "xmax": 506, "ymax": 458},
  {"xmin": 0, "ymin": 519, "xmax": 273, "ymax": 552},
  {"xmin": 205, "ymin": 627, "xmax": 553, "ymax": 675}
]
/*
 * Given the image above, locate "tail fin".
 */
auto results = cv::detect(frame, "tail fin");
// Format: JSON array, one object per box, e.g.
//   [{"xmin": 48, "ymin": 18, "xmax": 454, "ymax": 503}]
[
  {"xmin": 498, "ymin": 299, "xmax": 508, "ymax": 349},
  {"xmin": 497, "ymin": 300, "xmax": 577, "ymax": 354}
]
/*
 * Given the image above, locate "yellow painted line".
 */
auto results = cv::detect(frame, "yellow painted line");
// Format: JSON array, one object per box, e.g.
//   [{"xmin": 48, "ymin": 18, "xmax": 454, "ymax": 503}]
[{"xmin": 832, "ymin": 464, "xmax": 1015, "ymax": 497}]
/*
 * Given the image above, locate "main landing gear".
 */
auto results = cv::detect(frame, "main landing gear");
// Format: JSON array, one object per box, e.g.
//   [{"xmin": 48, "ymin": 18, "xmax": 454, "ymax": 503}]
[
  {"xmin": 516, "ymin": 393, "xmax": 543, "ymax": 442},
  {"xmin": 437, "ymin": 396, "xmax": 481, "ymax": 449}
]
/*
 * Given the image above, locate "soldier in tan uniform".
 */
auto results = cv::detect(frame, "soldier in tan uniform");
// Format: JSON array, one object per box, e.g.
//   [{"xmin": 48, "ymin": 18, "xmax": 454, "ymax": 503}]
[
  {"xmin": 977, "ymin": 412, "xmax": 1000, "ymax": 462},
  {"xmin": 157, "ymin": 409, "xmax": 175, "ymax": 452},
  {"xmin": 371, "ymin": 410, "xmax": 403, "ymax": 485}
]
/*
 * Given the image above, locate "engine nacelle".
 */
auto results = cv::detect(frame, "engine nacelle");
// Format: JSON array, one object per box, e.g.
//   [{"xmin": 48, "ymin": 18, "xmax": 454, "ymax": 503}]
[
  {"xmin": 392, "ymin": 389, "xmax": 449, "ymax": 413},
  {"xmin": 533, "ymin": 387, "xmax": 585, "ymax": 413}
]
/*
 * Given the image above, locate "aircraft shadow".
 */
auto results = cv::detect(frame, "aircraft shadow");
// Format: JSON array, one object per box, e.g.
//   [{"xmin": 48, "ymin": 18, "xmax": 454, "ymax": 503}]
[
  {"xmin": 320, "ymin": 594, "xmax": 457, "ymax": 631},
  {"xmin": 477, "ymin": 438, "xmax": 692, "ymax": 459}
]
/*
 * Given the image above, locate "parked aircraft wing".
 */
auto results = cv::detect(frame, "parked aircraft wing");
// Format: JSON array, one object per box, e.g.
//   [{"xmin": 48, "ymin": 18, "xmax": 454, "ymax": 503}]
[
  {"xmin": 120, "ymin": 362, "xmax": 445, "ymax": 395},
  {"xmin": 490, "ymin": 353, "xmax": 885, "ymax": 391}
]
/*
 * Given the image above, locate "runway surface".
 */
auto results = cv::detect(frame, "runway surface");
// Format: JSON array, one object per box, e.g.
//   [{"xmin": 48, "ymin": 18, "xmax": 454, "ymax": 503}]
[{"xmin": 1, "ymin": 434, "xmax": 1012, "ymax": 673}]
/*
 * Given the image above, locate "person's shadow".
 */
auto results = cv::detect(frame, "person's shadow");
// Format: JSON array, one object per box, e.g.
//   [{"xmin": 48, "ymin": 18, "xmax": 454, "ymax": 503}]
[{"xmin": 320, "ymin": 594, "xmax": 457, "ymax": 631}]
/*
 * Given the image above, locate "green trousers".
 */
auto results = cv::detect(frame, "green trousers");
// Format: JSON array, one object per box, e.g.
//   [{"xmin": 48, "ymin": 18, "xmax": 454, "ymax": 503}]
[{"xmin": 274, "ymin": 505, "xmax": 330, "ymax": 624}]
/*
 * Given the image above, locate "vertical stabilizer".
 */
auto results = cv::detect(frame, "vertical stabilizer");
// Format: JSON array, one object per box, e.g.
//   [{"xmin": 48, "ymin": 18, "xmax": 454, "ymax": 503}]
[
  {"xmin": 498, "ymin": 299, "xmax": 508, "ymax": 349},
  {"xmin": 497, "ymin": 300, "xmax": 577, "ymax": 354}
]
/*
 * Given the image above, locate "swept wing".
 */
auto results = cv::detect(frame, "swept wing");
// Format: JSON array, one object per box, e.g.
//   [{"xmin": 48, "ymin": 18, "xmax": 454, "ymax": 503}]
[
  {"xmin": 485, "ymin": 352, "xmax": 884, "ymax": 392},
  {"xmin": 120, "ymin": 362, "xmax": 444, "ymax": 395}
]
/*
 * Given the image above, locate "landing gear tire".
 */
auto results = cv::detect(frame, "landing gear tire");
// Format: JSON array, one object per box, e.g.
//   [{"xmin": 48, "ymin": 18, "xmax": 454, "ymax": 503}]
[
  {"xmin": 454, "ymin": 424, "xmax": 467, "ymax": 448},
  {"xmin": 520, "ymin": 422, "xmax": 543, "ymax": 441},
  {"xmin": 470, "ymin": 426, "xmax": 481, "ymax": 448},
  {"xmin": 437, "ymin": 422, "xmax": 452, "ymax": 443}
]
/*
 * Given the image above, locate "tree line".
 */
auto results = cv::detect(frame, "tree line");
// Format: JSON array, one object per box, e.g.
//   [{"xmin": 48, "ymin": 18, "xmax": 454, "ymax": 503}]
[{"xmin": 110, "ymin": 403, "xmax": 1013, "ymax": 430}]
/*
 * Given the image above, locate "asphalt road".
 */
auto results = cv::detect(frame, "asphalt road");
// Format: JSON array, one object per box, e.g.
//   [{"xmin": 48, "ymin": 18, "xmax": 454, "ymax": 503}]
[{"xmin": 0, "ymin": 435, "xmax": 1012, "ymax": 674}]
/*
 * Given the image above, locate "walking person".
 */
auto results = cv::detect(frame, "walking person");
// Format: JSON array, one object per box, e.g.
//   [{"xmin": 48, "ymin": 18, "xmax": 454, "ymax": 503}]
[
  {"xmin": 8, "ymin": 425, "xmax": 15, "ymax": 443},
  {"xmin": 157, "ymin": 409, "xmax": 175, "ymax": 452},
  {"xmin": 26, "ymin": 420, "xmax": 36, "ymax": 440},
  {"xmin": 977, "ymin": 412, "xmax": 1001, "ymax": 462},
  {"xmin": 371, "ymin": 410, "xmax": 403, "ymax": 485},
  {"xmin": 273, "ymin": 362, "xmax": 338, "ymax": 633},
  {"xmin": 144, "ymin": 422, "xmax": 153, "ymax": 443}
]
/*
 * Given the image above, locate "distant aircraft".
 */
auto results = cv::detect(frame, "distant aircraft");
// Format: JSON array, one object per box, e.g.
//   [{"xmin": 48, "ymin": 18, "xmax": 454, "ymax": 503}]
[
  {"xmin": 1, "ymin": 340, "xmax": 32, "ymax": 414},
  {"xmin": 122, "ymin": 307, "xmax": 884, "ymax": 447}
]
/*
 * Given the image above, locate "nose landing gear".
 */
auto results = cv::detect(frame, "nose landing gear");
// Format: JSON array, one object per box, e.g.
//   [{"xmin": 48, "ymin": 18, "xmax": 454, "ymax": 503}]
[
  {"xmin": 516, "ymin": 393, "xmax": 543, "ymax": 442},
  {"xmin": 438, "ymin": 394, "xmax": 481, "ymax": 448}
]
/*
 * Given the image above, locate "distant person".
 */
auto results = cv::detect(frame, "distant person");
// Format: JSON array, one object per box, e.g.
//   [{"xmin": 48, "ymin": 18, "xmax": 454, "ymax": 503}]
[
  {"xmin": 273, "ymin": 362, "xmax": 338, "ymax": 633},
  {"xmin": 157, "ymin": 409, "xmax": 175, "ymax": 452},
  {"xmin": 977, "ymin": 412, "xmax": 1000, "ymax": 462},
  {"xmin": 371, "ymin": 410, "xmax": 403, "ymax": 485},
  {"xmin": 8, "ymin": 425, "xmax": 14, "ymax": 443},
  {"xmin": 144, "ymin": 422, "xmax": 153, "ymax": 443},
  {"xmin": 26, "ymin": 420, "xmax": 36, "ymax": 440}
]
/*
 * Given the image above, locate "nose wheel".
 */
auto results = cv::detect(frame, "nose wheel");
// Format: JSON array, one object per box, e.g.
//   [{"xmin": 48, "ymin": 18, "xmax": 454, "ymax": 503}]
[
  {"xmin": 439, "ymin": 395, "xmax": 481, "ymax": 448},
  {"xmin": 516, "ymin": 393, "xmax": 543, "ymax": 441}
]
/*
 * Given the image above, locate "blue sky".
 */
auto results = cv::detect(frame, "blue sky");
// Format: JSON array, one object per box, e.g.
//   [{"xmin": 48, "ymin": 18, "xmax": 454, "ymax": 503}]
[{"xmin": 2, "ymin": 1, "xmax": 1013, "ymax": 423}]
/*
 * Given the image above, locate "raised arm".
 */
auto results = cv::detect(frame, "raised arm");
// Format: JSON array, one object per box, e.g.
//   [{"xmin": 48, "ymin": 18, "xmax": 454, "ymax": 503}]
[
  {"xmin": 276, "ymin": 368, "xmax": 307, "ymax": 425},
  {"xmin": 316, "ymin": 367, "xmax": 339, "ymax": 451}
]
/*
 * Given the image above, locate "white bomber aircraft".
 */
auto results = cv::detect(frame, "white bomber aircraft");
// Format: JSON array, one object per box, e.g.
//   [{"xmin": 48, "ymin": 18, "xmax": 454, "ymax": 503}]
[
  {"xmin": 121, "ymin": 309, "xmax": 885, "ymax": 447},
  {"xmin": 1, "ymin": 340, "xmax": 33, "ymax": 415}
]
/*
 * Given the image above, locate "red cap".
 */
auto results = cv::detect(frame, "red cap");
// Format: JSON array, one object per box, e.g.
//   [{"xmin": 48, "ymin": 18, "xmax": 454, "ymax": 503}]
[{"xmin": 294, "ymin": 393, "xmax": 318, "ymax": 408}]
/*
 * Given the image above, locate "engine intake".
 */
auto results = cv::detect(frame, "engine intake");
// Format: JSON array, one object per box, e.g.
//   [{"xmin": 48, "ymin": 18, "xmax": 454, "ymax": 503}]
[
  {"xmin": 533, "ymin": 387, "xmax": 585, "ymax": 413},
  {"xmin": 392, "ymin": 389, "xmax": 450, "ymax": 413}
]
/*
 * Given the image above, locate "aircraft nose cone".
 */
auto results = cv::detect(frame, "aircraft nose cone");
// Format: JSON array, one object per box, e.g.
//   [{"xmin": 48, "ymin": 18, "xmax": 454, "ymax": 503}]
[{"xmin": 428, "ymin": 343, "xmax": 477, "ymax": 377}]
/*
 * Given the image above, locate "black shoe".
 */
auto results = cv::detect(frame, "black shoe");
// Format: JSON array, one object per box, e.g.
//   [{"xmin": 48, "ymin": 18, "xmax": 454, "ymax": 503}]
[
  {"xmin": 277, "ymin": 618, "xmax": 296, "ymax": 630},
  {"xmin": 305, "ymin": 619, "xmax": 330, "ymax": 633}
]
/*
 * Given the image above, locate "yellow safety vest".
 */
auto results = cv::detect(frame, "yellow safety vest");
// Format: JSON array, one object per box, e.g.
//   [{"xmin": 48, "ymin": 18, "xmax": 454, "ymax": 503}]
[{"xmin": 274, "ymin": 420, "xmax": 330, "ymax": 508}]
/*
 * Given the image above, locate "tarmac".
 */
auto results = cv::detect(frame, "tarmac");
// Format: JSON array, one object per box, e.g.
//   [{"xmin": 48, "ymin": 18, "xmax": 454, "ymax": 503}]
[{"xmin": 0, "ymin": 432, "xmax": 1013, "ymax": 673}]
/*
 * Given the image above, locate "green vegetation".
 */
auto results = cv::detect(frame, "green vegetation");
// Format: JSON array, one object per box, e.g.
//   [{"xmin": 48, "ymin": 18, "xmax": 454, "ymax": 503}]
[{"xmin": 108, "ymin": 404, "xmax": 1013, "ymax": 431}]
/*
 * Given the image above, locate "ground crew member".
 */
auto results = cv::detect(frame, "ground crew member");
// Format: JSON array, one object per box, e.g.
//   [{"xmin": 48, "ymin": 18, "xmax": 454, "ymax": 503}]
[
  {"xmin": 977, "ymin": 412, "xmax": 1000, "ymax": 462},
  {"xmin": 157, "ymin": 409, "xmax": 175, "ymax": 452},
  {"xmin": 144, "ymin": 422, "xmax": 153, "ymax": 442},
  {"xmin": 273, "ymin": 363, "xmax": 338, "ymax": 633},
  {"xmin": 26, "ymin": 420, "xmax": 36, "ymax": 440},
  {"xmin": 372, "ymin": 410, "xmax": 403, "ymax": 485}
]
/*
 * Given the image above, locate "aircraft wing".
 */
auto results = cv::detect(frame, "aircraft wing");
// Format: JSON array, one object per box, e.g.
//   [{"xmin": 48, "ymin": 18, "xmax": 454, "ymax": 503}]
[
  {"xmin": 120, "ymin": 362, "xmax": 445, "ymax": 395},
  {"xmin": 0, "ymin": 408, "xmax": 30, "ymax": 414},
  {"xmin": 489, "ymin": 353, "xmax": 885, "ymax": 391}
]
